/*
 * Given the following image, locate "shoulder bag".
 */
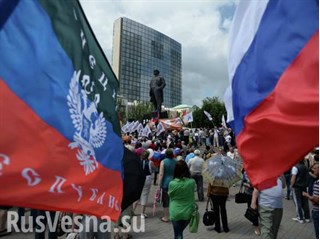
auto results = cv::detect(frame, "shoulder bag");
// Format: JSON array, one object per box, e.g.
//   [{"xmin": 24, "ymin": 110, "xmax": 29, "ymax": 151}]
[
  {"xmin": 203, "ymin": 198, "xmax": 215, "ymax": 226},
  {"xmin": 235, "ymin": 190, "xmax": 249, "ymax": 204},
  {"xmin": 189, "ymin": 204, "xmax": 199, "ymax": 233}
]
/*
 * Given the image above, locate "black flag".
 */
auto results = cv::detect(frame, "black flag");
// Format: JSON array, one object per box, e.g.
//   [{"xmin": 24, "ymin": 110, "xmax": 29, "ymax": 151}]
[{"xmin": 121, "ymin": 147, "xmax": 145, "ymax": 210}]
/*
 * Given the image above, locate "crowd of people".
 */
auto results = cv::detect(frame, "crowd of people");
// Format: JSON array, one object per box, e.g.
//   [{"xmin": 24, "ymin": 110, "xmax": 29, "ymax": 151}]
[
  {"xmin": 118, "ymin": 124, "xmax": 319, "ymax": 239},
  {"xmin": 0, "ymin": 124, "xmax": 318, "ymax": 239}
]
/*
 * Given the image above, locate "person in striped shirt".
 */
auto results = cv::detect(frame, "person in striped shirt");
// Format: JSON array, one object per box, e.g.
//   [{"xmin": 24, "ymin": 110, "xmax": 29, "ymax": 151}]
[{"xmin": 303, "ymin": 163, "xmax": 319, "ymax": 239}]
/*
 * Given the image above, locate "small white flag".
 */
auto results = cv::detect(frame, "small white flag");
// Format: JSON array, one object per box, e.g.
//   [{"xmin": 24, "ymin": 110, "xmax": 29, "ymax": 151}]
[
  {"xmin": 222, "ymin": 115, "xmax": 227, "ymax": 128},
  {"xmin": 156, "ymin": 122, "xmax": 165, "ymax": 136},
  {"xmin": 121, "ymin": 121, "xmax": 129, "ymax": 133},
  {"xmin": 142, "ymin": 125, "xmax": 151, "ymax": 137},
  {"xmin": 126, "ymin": 121, "xmax": 135, "ymax": 133},
  {"xmin": 138, "ymin": 126, "xmax": 144, "ymax": 137},
  {"xmin": 183, "ymin": 112, "xmax": 193, "ymax": 123},
  {"xmin": 137, "ymin": 123, "xmax": 143, "ymax": 133},
  {"xmin": 130, "ymin": 121, "xmax": 140, "ymax": 133},
  {"xmin": 204, "ymin": 110, "xmax": 213, "ymax": 121}
]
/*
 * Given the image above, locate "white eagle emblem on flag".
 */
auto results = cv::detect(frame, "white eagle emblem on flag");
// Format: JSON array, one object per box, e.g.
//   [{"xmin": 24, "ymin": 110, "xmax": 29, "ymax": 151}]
[{"xmin": 67, "ymin": 71, "xmax": 107, "ymax": 175}]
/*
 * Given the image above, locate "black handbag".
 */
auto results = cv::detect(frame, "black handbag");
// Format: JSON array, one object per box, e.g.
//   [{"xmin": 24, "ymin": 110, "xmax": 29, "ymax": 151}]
[
  {"xmin": 203, "ymin": 198, "xmax": 215, "ymax": 226},
  {"xmin": 235, "ymin": 191, "xmax": 248, "ymax": 204},
  {"xmin": 244, "ymin": 207, "xmax": 259, "ymax": 225}
]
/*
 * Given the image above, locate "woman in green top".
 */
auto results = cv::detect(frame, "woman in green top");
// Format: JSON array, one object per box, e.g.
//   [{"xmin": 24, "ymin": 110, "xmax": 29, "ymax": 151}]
[{"xmin": 169, "ymin": 160, "xmax": 196, "ymax": 239}]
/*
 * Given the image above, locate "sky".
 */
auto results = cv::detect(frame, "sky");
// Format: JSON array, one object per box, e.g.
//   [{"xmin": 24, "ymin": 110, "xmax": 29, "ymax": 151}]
[{"xmin": 80, "ymin": 0, "xmax": 237, "ymax": 107}]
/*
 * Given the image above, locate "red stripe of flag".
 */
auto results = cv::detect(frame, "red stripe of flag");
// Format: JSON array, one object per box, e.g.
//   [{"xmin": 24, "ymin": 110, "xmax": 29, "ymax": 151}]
[
  {"xmin": 0, "ymin": 79, "xmax": 122, "ymax": 220},
  {"xmin": 238, "ymin": 32, "xmax": 319, "ymax": 190}
]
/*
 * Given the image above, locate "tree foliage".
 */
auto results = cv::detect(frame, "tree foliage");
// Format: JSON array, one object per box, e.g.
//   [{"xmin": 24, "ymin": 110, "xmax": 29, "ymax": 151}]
[
  {"xmin": 192, "ymin": 97, "xmax": 227, "ymax": 128},
  {"xmin": 127, "ymin": 101, "xmax": 154, "ymax": 121},
  {"xmin": 117, "ymin": 96, "xmax": 227, "ymax": 127}
]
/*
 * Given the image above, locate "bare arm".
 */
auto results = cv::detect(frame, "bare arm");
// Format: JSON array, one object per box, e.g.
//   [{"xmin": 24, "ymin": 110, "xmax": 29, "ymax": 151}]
[
  {"xmin": 303, "ymin": 192, "xmax": 319, "ymax": 204},
  {"xmin": 309, "ymin": 171, "xmax": 317, "ymax": 179},
  {"xmin": 158, "ymin": 161, "xmax": 164, "ymax": 188},
  {"xmin": 250, "ymin": 188, "xmax": 259, "ymax": 210}
]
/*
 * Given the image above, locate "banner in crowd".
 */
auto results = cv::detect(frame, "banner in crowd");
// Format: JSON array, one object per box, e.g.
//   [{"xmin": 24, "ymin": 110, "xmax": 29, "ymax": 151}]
[
  {"xmin": 159, "ymin": 118, "xmax": 183, "ymax": 130},
  {"xmin": 141, "ymin": 125, "xmax": 152, "ymax": 137},
  {"xmin": 0, "ymin": 0, "xmax": 124, "ymax": 220},
  {"xmin": 156, "ymin": 122, "xmax": 166, "ymax": 136},
  {"xmin": 224, "ymin": 0, "xmax": 319, "ymax": 189}
]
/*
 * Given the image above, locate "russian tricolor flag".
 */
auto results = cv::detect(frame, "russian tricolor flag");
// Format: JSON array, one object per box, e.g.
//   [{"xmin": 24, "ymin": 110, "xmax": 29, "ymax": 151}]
[
  {"xmin": 0, "ymin": 0, "xmax": 124, "ymax": 220},
  {"xmin": 225, "ymin": 0, "xmax": 319, "ymax": 189}
]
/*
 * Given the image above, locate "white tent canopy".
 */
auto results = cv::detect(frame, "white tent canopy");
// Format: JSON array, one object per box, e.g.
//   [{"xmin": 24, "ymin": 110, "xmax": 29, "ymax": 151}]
[{"xmin": 171, "ymin": 104, "xmax": 192, "ymax": 110}]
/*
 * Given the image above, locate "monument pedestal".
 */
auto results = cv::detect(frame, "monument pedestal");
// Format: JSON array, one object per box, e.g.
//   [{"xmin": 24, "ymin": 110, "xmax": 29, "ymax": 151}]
[{"xmin": 143, "ymin": 111, "xmax": 168, "ymax": 121}]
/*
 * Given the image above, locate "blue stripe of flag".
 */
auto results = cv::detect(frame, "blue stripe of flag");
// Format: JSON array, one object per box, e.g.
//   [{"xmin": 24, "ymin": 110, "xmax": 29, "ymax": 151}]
[
  {"xmin": 0, "ymin": 0, "xmax": 123, "ymax": 172},
  {"xmin": 232, "ymin": 0, "xmax": 319, "ymax": 135}
]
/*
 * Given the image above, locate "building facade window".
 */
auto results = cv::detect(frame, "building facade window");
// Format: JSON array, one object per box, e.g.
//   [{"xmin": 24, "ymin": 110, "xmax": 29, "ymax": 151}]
[{"xmin": 112, "ymin": 17, "xmax": 182, "ymax": 108}]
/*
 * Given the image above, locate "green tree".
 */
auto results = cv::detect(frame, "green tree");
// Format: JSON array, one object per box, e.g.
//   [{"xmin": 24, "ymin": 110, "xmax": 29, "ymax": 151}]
[
  {"xmin": 127, "ymin": 101, "xmax": 154, "ymax": 121},
  {"xmin": 192, "ymin": 97, "xmax": 227, "ymax": 128}
]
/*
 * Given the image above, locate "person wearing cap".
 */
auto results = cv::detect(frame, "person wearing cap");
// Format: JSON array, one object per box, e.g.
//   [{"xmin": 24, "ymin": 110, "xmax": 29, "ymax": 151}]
[
  {"xmin": 188, "ymin": 149, "xmax": 205, "ymax": 201},
  {"xmin": 185, "ymin": 148, "xmax": 195, "ymax": 164},
  {"xmin": 173, "ymin": 148, "xmax": 181, "ymax": 160}
]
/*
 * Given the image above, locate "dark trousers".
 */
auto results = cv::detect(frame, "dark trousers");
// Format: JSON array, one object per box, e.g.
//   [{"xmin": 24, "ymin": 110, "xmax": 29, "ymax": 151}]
[
  {"xmin": 210, "ymin": 195, "xmax": 228, "ymax": 231},
  {"xmin": 154, "ymin": 168, "xmax": 159, "ymax": 185},
  {"xmin": 34, "ymin": 210, "xmax": 58, "ymax": 239},
  {"xmin": 191, "ymin": 173, "xmax": 204, "ymax": 201},
  {"xmin": 183, "ymin": 136, "xmax": 189, "ymax": 145},
  {"xmin": 312, "ymin": 209, "xmax": 319, "ymax": 239},
  {"xmin": 293, "ymin": 187, "xmax": 310, "ymax": 220},
  {"xmin": 307, "ymin": 175, "xmax": 315, "ymax": 195},
  {"xmin": 172, "ymin": 220, "xmax": 189, "ymax": 239},
  {"xmin": 284, "ymin": 174, "xmax": 291, "ymax": 199}
]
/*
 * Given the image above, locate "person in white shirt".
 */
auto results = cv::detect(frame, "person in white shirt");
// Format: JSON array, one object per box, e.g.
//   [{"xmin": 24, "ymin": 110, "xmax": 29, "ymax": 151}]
[
  {"xmin": 213, "ymin": 127, "xmax": 219, "ymax": 147},
  {"xmin": 225, "ymin": 134, "xmax": 232, "ymax": 146},
  {"xmin": 227, "ymin": 147, "xmax": 235, "ymax": 159},
  {"xmin": 188, "ymin": 150, "xmax": 205, "ymax": 201},
  {"xmin": 251, "ymin": 176, "xmax": 286, "ymax": 239}
]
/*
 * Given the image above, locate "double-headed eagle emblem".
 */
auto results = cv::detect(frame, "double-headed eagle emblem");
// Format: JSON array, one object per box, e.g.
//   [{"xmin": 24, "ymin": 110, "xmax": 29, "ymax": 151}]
[{"xmin": 67, "ymin": 71, "xmax": 107, "ymax": 175}]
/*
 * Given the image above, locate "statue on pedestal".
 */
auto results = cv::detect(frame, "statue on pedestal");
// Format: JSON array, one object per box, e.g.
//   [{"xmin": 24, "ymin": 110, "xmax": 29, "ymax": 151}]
[{"xmin": 149, "ymin": 69, "xmax": 166, "ymax": 115}]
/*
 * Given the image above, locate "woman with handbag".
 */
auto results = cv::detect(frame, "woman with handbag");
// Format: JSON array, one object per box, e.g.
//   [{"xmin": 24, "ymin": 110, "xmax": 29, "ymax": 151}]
[
  {"xmin": 240, "ymin": 171, "xmax": 260, "ymax": 235},
  {"xmin": 207, "ymin": 183, "xmax": 230, "ymax": 233},
  {"xmin": 168, "ymin": 160, "xmax": 196, "ymax": 239}
]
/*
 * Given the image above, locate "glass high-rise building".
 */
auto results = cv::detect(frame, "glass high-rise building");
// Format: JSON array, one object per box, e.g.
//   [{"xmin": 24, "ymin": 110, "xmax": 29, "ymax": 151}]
[{"xmin": 112, "ymin": 17, "xmax": 182, "ymax": 108}]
